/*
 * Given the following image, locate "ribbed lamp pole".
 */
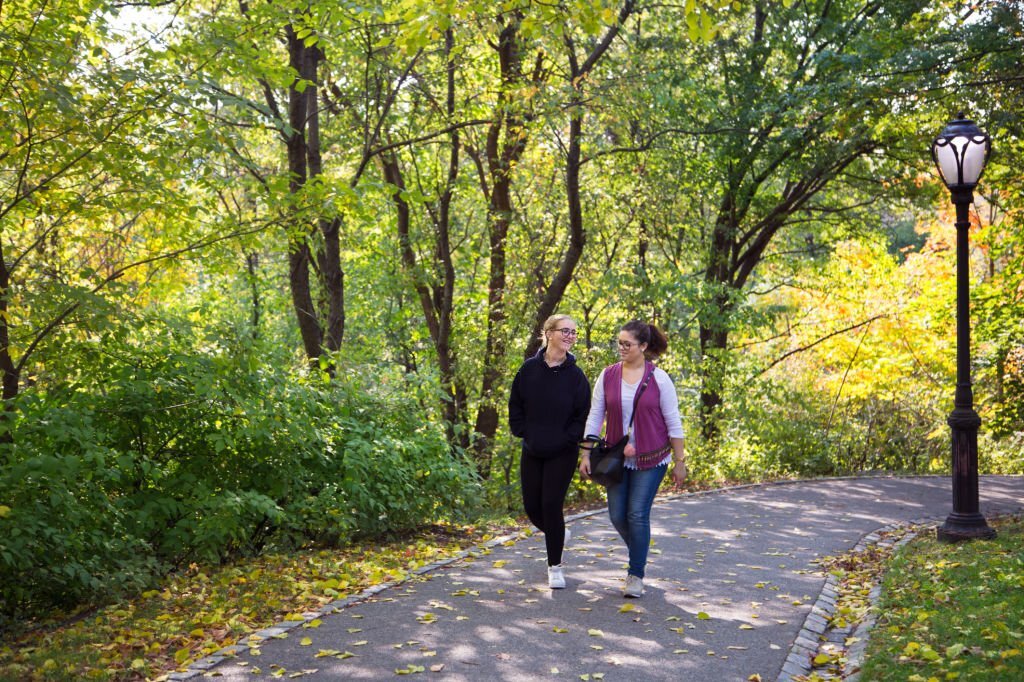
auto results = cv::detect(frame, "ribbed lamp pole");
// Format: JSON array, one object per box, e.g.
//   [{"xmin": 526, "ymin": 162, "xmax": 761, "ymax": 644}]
[{"xmin": 930, "ymin": 113, "xmax": 996, "ymax": 543}]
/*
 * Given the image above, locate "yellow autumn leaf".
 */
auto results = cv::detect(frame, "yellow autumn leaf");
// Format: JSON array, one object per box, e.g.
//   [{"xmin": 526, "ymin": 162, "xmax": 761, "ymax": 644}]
[{"xmin": 300, "ymin": 637, "xmax": 313, "ymax": 646}]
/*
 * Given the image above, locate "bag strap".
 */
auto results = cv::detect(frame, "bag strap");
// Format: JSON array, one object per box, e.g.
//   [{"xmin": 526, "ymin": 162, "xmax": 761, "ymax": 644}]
[{"xmin": 625, "ymin": 363, "xmax": 655, "ymax": 438}]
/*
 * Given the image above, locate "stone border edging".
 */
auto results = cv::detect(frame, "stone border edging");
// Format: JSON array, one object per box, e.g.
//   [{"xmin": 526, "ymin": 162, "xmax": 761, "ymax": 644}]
[
  {"xmin": 167, "ymin": 474, "xmax": 1022, "ymax": 680},
  {"xmin": 774, "ymin": 516, "xmax": 939, "ymax": 682}
]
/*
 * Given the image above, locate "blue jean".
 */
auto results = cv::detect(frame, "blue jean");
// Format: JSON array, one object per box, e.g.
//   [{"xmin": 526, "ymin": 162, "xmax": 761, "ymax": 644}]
[{"xmin": 606, "ymin": 463, "xmax": 668, "ymax": 579}]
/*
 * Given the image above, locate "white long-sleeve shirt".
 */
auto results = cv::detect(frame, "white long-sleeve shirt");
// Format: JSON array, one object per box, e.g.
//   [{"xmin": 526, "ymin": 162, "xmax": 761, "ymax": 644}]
[{"xmin": 584, "ymin": 366, "xmax": 684, "ymax": 469}]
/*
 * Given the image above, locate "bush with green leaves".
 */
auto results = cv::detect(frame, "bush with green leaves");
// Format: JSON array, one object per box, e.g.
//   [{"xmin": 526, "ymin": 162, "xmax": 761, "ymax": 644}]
[{"xmin": 0, "ymin": 321, "xmax": 481, "ymax": 624}]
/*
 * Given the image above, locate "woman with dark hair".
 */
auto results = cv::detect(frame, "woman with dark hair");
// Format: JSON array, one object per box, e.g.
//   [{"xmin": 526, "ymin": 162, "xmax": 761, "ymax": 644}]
[
  {"xmin": 508, "ymin": 314, "xmax": 591, "ymax": 589},
  {"xmin": 580, "ymin": 320, "xmax": 687, "ymax": 597}
]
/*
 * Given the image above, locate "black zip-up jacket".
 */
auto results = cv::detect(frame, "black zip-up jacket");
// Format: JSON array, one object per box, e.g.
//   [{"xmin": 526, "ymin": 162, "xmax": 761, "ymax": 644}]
[{"xmin": 508, "ymin": 349, "xmax": 591, "ymax": 459}]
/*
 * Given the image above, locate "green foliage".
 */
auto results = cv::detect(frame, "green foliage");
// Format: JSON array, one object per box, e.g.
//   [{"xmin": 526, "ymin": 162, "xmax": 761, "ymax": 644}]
[
  {"xmin": 0, "ymin": 313, "xmax": 481, "ymax": 624},
  {"xmin": 1, "ymin": 0, "xmax": 1021, "ymax": 636}
]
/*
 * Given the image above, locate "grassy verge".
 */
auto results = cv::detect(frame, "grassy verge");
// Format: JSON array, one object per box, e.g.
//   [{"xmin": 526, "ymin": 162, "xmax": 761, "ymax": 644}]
[
  {"xmin": 0, "ymin": 518, "xmax": 523, "ymax": 682},
  {"xmin": 859, "ymin": 515, "xmax": 1024, "ymax": 681}
]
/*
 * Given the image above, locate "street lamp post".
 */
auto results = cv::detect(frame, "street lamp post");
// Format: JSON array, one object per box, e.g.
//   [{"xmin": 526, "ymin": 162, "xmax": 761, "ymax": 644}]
[{"xmin": 931, "ymin": 113, "xmax": 996, "ymax": 543}]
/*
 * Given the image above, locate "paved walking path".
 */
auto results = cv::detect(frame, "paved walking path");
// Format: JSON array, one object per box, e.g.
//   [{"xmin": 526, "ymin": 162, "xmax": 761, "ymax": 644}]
[{"xmin": 190, "ymin": 476, "xmax": 1023, "ymax": 681}]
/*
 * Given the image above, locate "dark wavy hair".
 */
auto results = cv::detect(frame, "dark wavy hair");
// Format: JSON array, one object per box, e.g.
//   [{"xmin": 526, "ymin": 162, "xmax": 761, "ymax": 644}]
[{"xmin": 621, "ymin": 320, "xmax": 668, "ymax": 359}]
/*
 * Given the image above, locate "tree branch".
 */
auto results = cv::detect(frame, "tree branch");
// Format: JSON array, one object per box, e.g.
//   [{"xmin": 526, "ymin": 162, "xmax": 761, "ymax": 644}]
[
  {"xmin": 757, "ymin": 314, "xmax": 886, "ymax": 377},
  {"xmin": 13, "ymin": 219, "xmax": 282, "ymax": 377}
]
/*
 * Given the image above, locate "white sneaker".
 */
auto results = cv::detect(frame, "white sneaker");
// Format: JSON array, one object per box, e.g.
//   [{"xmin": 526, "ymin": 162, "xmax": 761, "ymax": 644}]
[
  {"xmin": 548, "ymin": 564, "xmax": 566, "ymax": 589},
  {"xmin": 624, "ymin": 574, "xmax": 644, "ymax": 598}
]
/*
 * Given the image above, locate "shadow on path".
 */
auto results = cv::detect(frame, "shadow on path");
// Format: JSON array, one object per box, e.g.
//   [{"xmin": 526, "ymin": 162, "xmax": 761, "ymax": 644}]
[{"xmin": 195, "ymin": 476, "xmax": 1023, "ymax": 681}]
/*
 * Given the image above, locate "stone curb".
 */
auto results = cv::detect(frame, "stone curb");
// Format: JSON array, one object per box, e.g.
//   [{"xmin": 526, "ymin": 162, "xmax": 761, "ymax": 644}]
[
  {"xmin": 773, "ymin": 517, "xmax": 938, "ymax": 682},
  {"xmin": 166, "ymin": 474, "xmax": 1021, "ymax": 680}
]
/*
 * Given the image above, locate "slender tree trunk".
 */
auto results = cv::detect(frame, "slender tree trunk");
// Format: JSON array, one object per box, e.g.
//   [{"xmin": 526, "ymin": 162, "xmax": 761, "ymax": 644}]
[
  {"xmin": 285, "ymin": 26, "xmax": 323, "ymax": 363},
  {"xmin": 523, "ymin": 2, "xmax": 635, "ymax": 356},
  {"xmin": 699, "ymin": 204, "xmax": 739, "ymax": 442},
  {"xmin": 473, "ymin": 175, "xmax": 512, "ymax": 475},
  {"xmin": 381, "ymin": 28, "xmax": 468, "ymax": 451},
  {"xmin": 304, "ymin": 43, "xmax": 344, "ymax": 352},
  {"xmin": 245, "ymin": 251, "xmax": 261, "ymax": 340},
  {"xmin": 472, "ymin": 16, "xmax": 530, "ymax": 475},
  {"xmin": 383, "ymin": 150, "xmax": 468, "ymax": 451},
  {"xmin": 523, "ymin": 100, "xmax": 586, "ymax": 358},
  {"xmin": 437, "ymin": 26, "xmax": 468, "ymax": 448},
  {"xmin": 698, "ymin": 316, "xmax": 729, "ymax": 442},
  {"xmin": 0, "ymin": 246, "xmax": 17, "ymax": 405}
]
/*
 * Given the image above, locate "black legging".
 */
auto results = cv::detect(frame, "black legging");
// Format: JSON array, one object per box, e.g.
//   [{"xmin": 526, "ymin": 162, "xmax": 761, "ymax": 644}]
[{"xmin": 520, "ymin": 451, "xmax": 577, "ymax": 566}]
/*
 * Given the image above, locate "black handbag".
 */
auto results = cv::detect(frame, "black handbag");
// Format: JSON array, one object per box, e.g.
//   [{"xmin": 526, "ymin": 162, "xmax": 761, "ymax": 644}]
[
  {"xmin": 582, "ymin": 367, "xmax": 654, "ymax": 486},
  {"xmin": 582, "ymin": 433, "xmax": 628, "ymax": 486}
]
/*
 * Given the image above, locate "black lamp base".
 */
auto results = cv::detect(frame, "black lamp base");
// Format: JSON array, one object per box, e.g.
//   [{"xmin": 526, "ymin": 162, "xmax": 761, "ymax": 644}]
[{"xmin": 936, "ymin": 513, "xmax": 997, "ymax": 543}]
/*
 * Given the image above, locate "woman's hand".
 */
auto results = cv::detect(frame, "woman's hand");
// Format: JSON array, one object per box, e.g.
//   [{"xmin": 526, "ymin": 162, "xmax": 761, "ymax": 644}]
[
  {"xmin": 670, "ymin": 459, "xmax": 688, "ymax": 486},
  {"xmin": 578, "ymin": 452, "xmax": 591, "ymax": 478}
]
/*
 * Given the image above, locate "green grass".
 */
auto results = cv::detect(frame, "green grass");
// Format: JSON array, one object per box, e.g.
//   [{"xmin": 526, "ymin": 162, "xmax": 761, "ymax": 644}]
[{"xmin": 859, "ymin": 516, "xmax": 1024, "ymax": 681}]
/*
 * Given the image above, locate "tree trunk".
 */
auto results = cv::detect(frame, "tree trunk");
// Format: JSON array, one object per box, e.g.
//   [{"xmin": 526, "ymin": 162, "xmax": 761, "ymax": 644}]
[
  {"xmin": 698, "ymin": 316, "xmax": 729, "ymax": 442},
  {"xmin": 245, "ymin": 251, "xmax": 261, "ymax": 340},
  {"xmin": 471, "ymin": 16, "xmax": 530, "ymax": 476},
  {"xmin": 698, "ymin": 202, "xmax": 739, "ymax": 443},
  {"xmin": 304, "ymin": 43, "xmax": 344, "ymax": 353},
  {"xmin": 380, "ymin": 28, "xmax": 468, "ymax": 450},
  {"xmin": 523, "ymin": 101, "xmax": 586, "ymax": 358},
  {"xmin": 437, "ymin": 27, "xmax": 468, "ymax": 449},
  {"xmin": 285, "ymin": 25, "xmax": 323, "ymax": 364}
]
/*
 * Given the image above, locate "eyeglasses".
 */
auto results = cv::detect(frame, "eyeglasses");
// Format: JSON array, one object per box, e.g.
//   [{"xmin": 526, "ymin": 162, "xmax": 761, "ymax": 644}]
[
  {"xmin": 555, "ymin": 328, "xmax": 578, "ymax": 338},
  {"xmin": 617, "ymin": 340, "xmax": 635, "ymax": 350}
]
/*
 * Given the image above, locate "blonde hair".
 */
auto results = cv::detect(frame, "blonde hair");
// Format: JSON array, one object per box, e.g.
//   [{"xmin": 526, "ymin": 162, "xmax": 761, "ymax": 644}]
[{"xmin": 539, "ymin": 313, "xmax": 576, "ymax": 348}]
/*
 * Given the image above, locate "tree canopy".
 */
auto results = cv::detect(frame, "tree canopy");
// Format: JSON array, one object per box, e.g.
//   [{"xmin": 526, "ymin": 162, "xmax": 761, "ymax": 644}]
[{"xmin": 0, "ymin": 0, "xmax": 1021, "ymax": 625}]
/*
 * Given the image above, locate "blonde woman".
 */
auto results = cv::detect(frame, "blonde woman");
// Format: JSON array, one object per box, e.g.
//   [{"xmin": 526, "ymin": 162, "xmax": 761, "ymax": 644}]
[{"xmin": 508, "ymin": 314, "xmax": 591, "ymax": 588}]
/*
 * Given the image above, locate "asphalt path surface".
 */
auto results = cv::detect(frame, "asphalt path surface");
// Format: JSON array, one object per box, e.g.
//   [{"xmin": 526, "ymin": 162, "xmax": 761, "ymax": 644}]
[{"xmin": 204, "ymin": 476, "xmax": 1024, "ymax": 681}]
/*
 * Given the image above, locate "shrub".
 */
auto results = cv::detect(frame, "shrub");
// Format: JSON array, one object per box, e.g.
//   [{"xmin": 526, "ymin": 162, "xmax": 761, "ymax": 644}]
[{"xmin": 0, "ymin": 325, "xmax": 481, "ymax": 625}]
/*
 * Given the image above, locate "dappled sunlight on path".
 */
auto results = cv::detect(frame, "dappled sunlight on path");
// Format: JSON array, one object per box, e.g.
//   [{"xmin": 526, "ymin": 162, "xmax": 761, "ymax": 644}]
[{"xmin": 198, "ymin": 476, "xmax": 1024, "ymax": 681}]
